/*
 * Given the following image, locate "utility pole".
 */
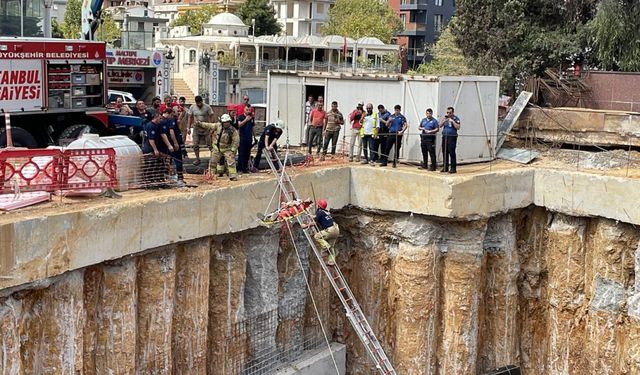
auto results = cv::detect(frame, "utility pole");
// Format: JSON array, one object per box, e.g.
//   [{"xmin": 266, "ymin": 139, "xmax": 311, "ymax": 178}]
[
  {"xmin": 20, "ymin": 0, "xmax": 24, "ymax": 36},
  {"xmin": 43, "ymin": 0, "xmax": 54, "ymax": 38}
]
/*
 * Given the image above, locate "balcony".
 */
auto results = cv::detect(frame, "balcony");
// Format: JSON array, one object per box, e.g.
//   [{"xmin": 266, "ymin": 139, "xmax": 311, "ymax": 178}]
[
  {"xmin": 236, "ymin": 58, "xmax": 401, "ymax": 76},
  {"xmin": 405, "ymin": 47, "xmax": 427, "ymax": 64},
  {"xmin": 400, "ymin": 0, "xmax": 428, "ymax": 11},
  {"xmin": 399, "ymin": 23, "xmax": 428, "ymax": 36}
]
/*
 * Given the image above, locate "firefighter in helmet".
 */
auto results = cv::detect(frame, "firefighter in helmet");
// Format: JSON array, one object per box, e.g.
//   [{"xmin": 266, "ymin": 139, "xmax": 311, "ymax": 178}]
[
  {"xmin": 196, "ymin": 113, "xmax": 240, "ymax": 181},
  {"xmin": 309, "ymin": 198, "xmax": 340, "ymax": 265}
]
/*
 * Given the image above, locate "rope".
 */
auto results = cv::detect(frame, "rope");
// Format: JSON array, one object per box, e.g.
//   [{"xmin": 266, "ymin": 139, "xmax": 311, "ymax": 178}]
[{"xmin": 283, "ymin": 219, "xmax": 341, "ymax": 375}]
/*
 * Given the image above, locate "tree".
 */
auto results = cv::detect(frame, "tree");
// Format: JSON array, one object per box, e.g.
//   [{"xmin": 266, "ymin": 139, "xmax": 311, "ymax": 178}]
[
  {"xmin": 60, "ymin": 0, "xmax": 120, "ymax": 43},
  {"xmin": 170, "ymin": 4, "xmax": 219, "ymax": 35},
  {"xmin": 413, "ymin": 24, "xmax": 472, "ymax": 75},
  {"xmin": 51, "ymin": 19, "xmax": 64, "ymax": 38},
  {"xmin": 322, "ymin": 0, "xmax": 403, "ymax": 44},
  {"xmin": 452, "ymin": 0, "xmax": 591, "ymax": 92},
  {"xmin": 589, "ymin": 0, "xmax": 640, "ymax": 71},
  {"xmin": 61, "ymin": 0, "xmax": 81, "ymax": 39},
  {"xmin": 237, "ymin": 0, "xmax": 282, "ymax": 36},
  {"xmin": 96, "ymin": 11, "xmax": 121, "ymax": 44}
]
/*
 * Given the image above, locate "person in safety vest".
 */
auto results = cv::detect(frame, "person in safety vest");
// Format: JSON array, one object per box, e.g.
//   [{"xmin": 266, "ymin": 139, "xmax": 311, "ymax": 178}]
[
  {"xmin": 359, "ymin": 103, "xmax": 379, "ymax": 164},
  {"xmin": 196, "ymin": 113, "xmax": 240, "ymax": 181}
]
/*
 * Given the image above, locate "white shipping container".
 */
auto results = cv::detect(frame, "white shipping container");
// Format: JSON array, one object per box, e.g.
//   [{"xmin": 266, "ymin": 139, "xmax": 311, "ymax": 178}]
[{"xmin": 267, "ymin": 72, "xmax": 500, "ymax": 164}]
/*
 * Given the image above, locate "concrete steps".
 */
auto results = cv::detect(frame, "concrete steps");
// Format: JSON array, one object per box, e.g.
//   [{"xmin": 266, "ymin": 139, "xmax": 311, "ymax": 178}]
[{"xmin": 171, "ymin": 78, "xmax": 196, "ymax": 100}]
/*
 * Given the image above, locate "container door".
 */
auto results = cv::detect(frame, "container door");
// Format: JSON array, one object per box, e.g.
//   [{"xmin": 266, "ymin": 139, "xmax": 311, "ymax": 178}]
[
  {"xmin": 277, "ymin": 83, "xmax": 303, "ymax": 145},
  {"xmin": 438, "ymin": 77, "xmax": 499, "ymax": 163}
]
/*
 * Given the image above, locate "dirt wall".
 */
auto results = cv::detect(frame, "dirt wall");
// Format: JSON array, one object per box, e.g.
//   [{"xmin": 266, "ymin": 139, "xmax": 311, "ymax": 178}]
[{"xmin": 1, "ymin": 207, "xmax": 640, "ymax": 375}]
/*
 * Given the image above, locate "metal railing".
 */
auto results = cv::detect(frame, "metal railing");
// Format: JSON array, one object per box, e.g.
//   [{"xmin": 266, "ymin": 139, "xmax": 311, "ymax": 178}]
[{"xmin": 238, "ymin": 58, "xmax": 400, "ymax": 75}]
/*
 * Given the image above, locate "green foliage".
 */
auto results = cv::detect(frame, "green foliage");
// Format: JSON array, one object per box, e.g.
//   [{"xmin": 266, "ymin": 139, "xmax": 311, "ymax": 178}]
[
  {"xmin": 61, "ymin": 0, "xmax": 81, "ymax": 39},
  {"xmin": 322, "ymin": 0, "xmax": 403, "ymax": 44},
  {"xmin": 589, "ymin": 0, "xmax": 640, "ymax": 71},
  {"xmin": 96, "ymin": 11, "xmax": 120, "ymax": 44},
  {"xmin": 170, "ymin": 4, "xmax": 219, "ymax": 35},
  {"xmin": 51, "ymin": 19, "xmax": 64, "ymax": 38},
  {"xmin": 237, "ymin": 0, "xmax": 282, "ymax": 36},
  {"xmin": 60, "ymin": 0, "xmax": 119, "ymax": 42},
  {"xmin": 452, "ymin": 0, "xmax": 590, "ymax": 91},
  {"xmin": 414, "ymin": 24, "xmax": 471, "ymax": 75}
]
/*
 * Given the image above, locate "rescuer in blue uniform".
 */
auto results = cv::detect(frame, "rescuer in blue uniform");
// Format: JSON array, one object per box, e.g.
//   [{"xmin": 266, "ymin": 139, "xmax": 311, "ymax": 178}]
[
  {"xmin": 236, "ymin": 105, "xmax": 255, "ymax": 174},
  {"xmin": 419, "ymin": 108, "xmax": 439, "ymax": 171},
  {"xmin": 439, "ymin": 106, "xmax": 461, "ymax": 174},
  {"xmin": 379, "ymin": 105, "xmax": 407, "ymax": 167},
  {"xmin": 253, "ymin": 120, "xmax": 284, "ymax": 171}
]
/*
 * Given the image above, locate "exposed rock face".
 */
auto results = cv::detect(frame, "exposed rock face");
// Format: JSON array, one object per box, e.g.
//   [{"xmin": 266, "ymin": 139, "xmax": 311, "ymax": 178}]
[
  {"xmin": 172, "ymin": 239, "xmax": 210, "ymax": 374},
  {"xmin": 2, "ymin": 207, "xmax": 640, "ymax": 375}
]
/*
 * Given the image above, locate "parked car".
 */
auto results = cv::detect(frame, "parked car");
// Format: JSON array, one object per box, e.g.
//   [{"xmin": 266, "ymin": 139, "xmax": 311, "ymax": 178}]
[{"xmin": 108, "ymin": 90, "xmax": 136, "ymax": 105}]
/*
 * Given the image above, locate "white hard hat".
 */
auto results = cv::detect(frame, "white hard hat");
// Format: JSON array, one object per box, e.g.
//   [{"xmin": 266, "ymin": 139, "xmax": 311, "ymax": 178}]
[
  {"xmin": 275, "ymin": 119, "xmax": 284, "ymax": 129},
  {"xmin": 220, "ymin": 113, "xmax": 232, "ymax": 122}
]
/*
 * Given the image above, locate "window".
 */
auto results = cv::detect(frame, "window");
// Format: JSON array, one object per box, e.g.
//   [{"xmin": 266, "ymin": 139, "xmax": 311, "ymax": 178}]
[
  {"xmin": 316, "ymin": 3, "xmax": 324, "ymax": 14},
  {"xmin": 435, "ymin": 0, "xmax": 442, "ymax": 5},
  {"xmin": 189, "ymin": 50, "xmax": 196, "ymax": 63},
  {"xmin": 287, "ymin": 1, "xmax": 294, "ymax": 18},
  {"xmin": 434, "ymin": 15, "xmax": 443, "ymax": 32},
  {"xmin": 399, "ymin": 13, "xmax": 406, "ymax": 25},
  {"xmin": 137, "ymin": 21, "xmax": 145, "ymax": 31}
]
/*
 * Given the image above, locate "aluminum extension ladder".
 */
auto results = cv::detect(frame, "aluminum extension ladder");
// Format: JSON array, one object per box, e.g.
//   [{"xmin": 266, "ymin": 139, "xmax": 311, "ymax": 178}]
[{"xmin": 264, "ymin": 149, "xmax": 397, "ymax": 375}]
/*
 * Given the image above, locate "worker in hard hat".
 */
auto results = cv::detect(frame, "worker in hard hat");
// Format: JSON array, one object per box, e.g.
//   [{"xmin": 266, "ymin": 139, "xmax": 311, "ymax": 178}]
[
  {"xmin": 195, "ymin": 113, "xmax": 240, "ymax": 181},
  {"xmin": 253, "ymin": 119, "xmax": 284, "ymax": 171},
  {"xmin": 311, "ymin": 199, "xmax": 340, "ymax": 265}
]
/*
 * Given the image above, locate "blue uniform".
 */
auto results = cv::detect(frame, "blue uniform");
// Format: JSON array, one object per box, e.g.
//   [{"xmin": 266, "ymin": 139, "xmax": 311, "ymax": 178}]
[
  {"xmin": 380, "ymin": 112, "xmax": 407, "ymax": 166},
  {"xmin": 388, "ymin": 114, "xmax": 407, "ymax": 133},
  {"xmin": 378, "ymin": 110, "xmax": 391, "ymax": 133},
  {"xmin": 141, "ymin": 121, "xmax": 166, "ymax": 185},
  {"xmin": 166, "ymin": 117, "xmax": 185, "ymax": 179},
  {"xmin": 420, "ymin": 117, "xmax": 439, "ymax": 139},
  {"xmin": 315, "ymin": 208, "xmax": 334, "ymax": 230},
  {"xmin": 157, "ymin": 119, "xmax": 171, "ymax": 153},
  {"xmin": 142, "ymin": 121, "xmax": 160, "ymax": 154},
  {"xmin": 420, "ymin": 117, "xmax": 439, "ymax": 170},
  {"xmin": 253, "ymin": 124, "xmax": 283, "ymax": 170},
  {"xmin": 236, "ymin": 114, "xmax": 255, "ymax": 173},
  {"xmin": 442, "ymin": 114, "xmax": 461, "ymax": 172},
  {"xmin": 442, "ymin": 115, "xmax": 461, "ymax": 136}
]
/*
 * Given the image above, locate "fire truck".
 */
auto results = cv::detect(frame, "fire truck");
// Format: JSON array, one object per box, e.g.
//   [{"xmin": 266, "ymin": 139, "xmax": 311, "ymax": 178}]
[{"xmin": 0, "ymin": 38, "xmax": 109, "ymax": 147}]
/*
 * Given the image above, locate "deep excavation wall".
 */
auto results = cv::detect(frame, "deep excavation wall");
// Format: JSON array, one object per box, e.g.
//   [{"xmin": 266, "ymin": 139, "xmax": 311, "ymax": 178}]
[
  {"xmin": 3, "ymin": 206, "xmax": 640, "ymax": 374},
  {"xmin": 3, "ymin": 166, "xmax": 640, "ymax": 374}
]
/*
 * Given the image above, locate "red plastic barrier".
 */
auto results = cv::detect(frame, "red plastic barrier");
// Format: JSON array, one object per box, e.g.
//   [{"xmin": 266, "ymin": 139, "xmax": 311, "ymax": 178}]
[
  {"xmin": 0, "ymin": 148, "xmax": 117, "ymax": 193},
  {"xmin": 61, "ymin": 148, "xmax": 117, "ymax": 190},
  {"xmin": 0, "ymin": 149, "xmax": 62, "ymax": 193}
]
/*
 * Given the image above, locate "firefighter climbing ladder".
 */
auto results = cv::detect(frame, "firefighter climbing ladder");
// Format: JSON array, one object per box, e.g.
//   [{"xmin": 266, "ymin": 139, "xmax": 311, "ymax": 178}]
[{"xmin": 264, "ymin": 149, "xmax": 397, "ymax": 375}]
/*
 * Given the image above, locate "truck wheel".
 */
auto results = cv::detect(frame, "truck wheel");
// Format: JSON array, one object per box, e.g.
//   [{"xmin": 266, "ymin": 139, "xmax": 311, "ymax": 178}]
[
  {"xmin": 0, "ymin": 127, "xmax": 38, "ymax": 148},
  {"xmin": 58, "ymin": 124, "xmax": 99, "ymax": 146}
]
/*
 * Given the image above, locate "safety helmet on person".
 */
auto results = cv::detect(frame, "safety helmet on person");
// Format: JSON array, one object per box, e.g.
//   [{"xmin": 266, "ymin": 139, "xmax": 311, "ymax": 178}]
[
  {"xmin": 220, "ymin": 113, "xmax": 232, "ymax": 123},
  {"xmin": 275, "ymin": 119, "xmax": 285, "ymax": 129},
  {"xmin": 316, "ymin": 199, "xmax": 328, "ymax": 209}
]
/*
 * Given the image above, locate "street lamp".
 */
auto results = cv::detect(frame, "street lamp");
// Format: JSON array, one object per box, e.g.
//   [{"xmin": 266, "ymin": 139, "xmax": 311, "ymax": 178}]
[{"xmin": 251, "ymin": 18, "xmax": 256, "ymax": 41}]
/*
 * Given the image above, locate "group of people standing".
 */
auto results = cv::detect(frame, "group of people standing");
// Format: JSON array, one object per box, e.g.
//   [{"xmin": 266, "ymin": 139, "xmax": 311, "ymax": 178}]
[
  {"xmin": 189, "ymin": 95, "xmax": 284, "ymax": 181},
  {"xmin": 302, "ymin": 96, "xmax": 462, "ymax": 173}
]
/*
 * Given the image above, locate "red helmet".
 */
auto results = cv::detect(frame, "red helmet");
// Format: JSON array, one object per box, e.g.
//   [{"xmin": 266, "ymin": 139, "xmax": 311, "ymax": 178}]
[{"xmin": 316, "ymin": 199, "xmax": 328, "ymax": 209}]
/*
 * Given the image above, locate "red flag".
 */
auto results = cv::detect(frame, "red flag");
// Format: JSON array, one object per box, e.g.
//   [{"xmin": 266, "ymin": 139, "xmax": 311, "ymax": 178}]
[{"xmin": 342, "ymin": 36, "xmax": 347, "ymax": 57}]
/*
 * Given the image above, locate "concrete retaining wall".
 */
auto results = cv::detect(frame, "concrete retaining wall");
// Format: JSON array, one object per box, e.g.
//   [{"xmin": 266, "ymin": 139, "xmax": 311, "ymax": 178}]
[{"xmin": 2, "ymin": 165, "xmax": 640, "ymax": 291}]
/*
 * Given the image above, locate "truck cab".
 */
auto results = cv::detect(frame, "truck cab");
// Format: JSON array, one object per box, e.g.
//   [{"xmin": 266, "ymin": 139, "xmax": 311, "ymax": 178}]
[{"xmin": 0, "ymin": 38, "xmax": 109, "ymax": 147}]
